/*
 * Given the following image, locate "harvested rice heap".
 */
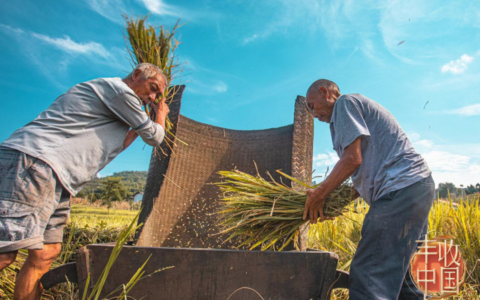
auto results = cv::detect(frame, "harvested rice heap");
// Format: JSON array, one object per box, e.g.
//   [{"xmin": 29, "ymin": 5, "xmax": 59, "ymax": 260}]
[{"xmin": 215, "ymin": 169, "xmax": 354, "ymax": 251}]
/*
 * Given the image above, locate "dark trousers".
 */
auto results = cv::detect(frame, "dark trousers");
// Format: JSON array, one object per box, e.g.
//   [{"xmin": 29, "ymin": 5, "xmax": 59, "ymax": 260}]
[{"xmin": 349, "ymin": 175, "xmax": 435, "ymax": 300}]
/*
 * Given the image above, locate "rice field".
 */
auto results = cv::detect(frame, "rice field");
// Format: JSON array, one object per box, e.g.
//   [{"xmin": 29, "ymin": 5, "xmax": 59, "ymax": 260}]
[
  {"xmin": 70, "ymin": 205, "xmax": 138, "ymax": 228},
  {"xmin": 311, "ymin": 197, "xmax": 480, "ymax": 300},
  {"xmin": 1, "ymin": 196, "xmax": 479, "ymax": 299}
]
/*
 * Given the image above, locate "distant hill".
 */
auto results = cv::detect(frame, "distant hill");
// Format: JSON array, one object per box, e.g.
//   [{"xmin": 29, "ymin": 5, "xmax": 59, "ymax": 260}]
[{"xmin": 76, "ymin": 171, "xmax": 148, "ymax": 200}]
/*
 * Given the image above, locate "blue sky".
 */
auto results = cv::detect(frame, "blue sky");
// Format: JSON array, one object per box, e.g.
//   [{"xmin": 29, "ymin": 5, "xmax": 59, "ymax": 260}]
[{"xmin": 1, "ymin": 0, "xmax": 479, "ymax": 187}]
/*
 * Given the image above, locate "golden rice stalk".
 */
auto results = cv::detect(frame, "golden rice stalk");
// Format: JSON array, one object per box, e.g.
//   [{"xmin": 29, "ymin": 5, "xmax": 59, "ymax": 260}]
[
  {"xmin": 215, "ymin": 169, "xmax": 354, "ymax": 251},
  {"xmin": 124, "ymin": 16, "xmax": 186, "ymax": 154}
]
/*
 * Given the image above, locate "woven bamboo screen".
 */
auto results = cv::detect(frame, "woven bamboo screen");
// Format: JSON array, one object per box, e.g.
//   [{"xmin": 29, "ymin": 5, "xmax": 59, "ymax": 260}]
[{"xmin": 136, "ymin": 86, "xmax": 314, "ymax": 250}]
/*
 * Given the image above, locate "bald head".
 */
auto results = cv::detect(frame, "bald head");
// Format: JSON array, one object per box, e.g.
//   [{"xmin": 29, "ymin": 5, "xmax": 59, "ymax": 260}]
[
  {"xmin": 307, "ymin": 79, "xmax": 341, "ymax": 98},
  {"xmin": 305, "ymin": 79, "xmax": 341, "ymax": 123}
]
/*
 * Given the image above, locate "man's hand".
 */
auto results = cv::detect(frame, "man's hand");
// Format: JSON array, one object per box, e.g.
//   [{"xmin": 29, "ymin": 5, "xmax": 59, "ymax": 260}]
[
  {"xmin": 155, "ymin": 98, "xmax": 170, "ymax": 117},
  {"xmin": 303, "ymin": 137, "xmax": 363, "ymax": 224},
  {"xmin": 150, "ymin": 98, "xmax": 169, "ymax": 115},
  {"xmin": 303, "ymin": 187, "xmax": 334, "ymax": 224},
  {"xmin": 150, "ymin": 98, "xmax": 170, "ymax": 130}
]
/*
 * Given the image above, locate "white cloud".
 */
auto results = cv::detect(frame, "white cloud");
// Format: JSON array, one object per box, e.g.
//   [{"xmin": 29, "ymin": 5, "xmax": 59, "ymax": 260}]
[
  {"xmin": 315, "ymin": 132, "xmax": 480, "ymax": 187},
  {"xmin": 181, "ymin": 57, "xmax": 243, "ymax": 96},
  {"xmin": 86, "ymin": 0, "xmax": 126, "ymax": 24},
  {"xmin": 1, "ymin": 24, "xmax": 112, "ymax": 59},
  {"xmin": 242, "ymin": 34, "xmax": 258, "ymax": 45},
  {"xmin": 238, "ymin": 0, "xmax": 321, "ymax": 45},
  {"xmin": 378, "ymin": 1, "xmax": 480, "ymax": 64},
  {"xmin": 139, "ymin": 0, "xmax": 219, "ymax": 22},
  {"xmin": 447, "ymin": 103, "xmax": 480, "ymax": 116},
  {"xmin": 187, "ymin": 79, "xmax": 228, "ymax": 95},
  {"xmin": 140, "ymin": 0, "xmax": 180, "ymax": 17},
  {"xmin": 409, "ymin": 133, "xmax": 480, "ymax": 187},
  {"xmin": 237, "ymin": 0, "xmax": 382, "ymax": 62},
  {"xmin": 212, "ymin": 81, "xmax": 228, "ymax": 93},
  {"xmin": 441, "ymin": 54, "xmax": 474, "ymax": 74},
  {"xmin": 408, "ymin": 132, "xmax": 421, "ymax": 142},
  {"xmin": 236, "ymin": 0, "xmax": 480, "ymax": 66},
  {"xmin": 0, "ymin": 24, "xmax": 126, "ymax": 88},
  {"xmin": 31, "ymin": 33, "xmax": 110, "ymax": 58},
  {"xmin": 243, "ymin": 32, "xmax": 270, "ymax": 45},
  {"xmin": 423, "ymin": 150, "xmax": 470, "ymax": 172},
  {"xmin": 415, "ymin": 139, "xmax": 435, "ymax": 149},
  {"xmin": 408, "ymin": 132, "xmax": 435, "ymax": 150},
  {"xmin": 87, "ymin": 0, "xmax": 218, "ymax": 24},
  {"xmin": 312, "ymin": 151, "xmax": 339, "ymax": 179},
  {"xmin": 424, "ymin": 151, "xmax": 480, "ymax": 187},
  {"xmin": 0, "ymin": 23, "xmax": 25, "ymax": 35},
  {"xmin": 313, "ymin": 152, "xmax": 340, "ymax": 167}
]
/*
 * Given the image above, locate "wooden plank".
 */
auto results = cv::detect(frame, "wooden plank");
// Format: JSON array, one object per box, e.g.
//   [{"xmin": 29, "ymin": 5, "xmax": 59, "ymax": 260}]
[
  {"xmin": 79, "ymin": 245, "xmax": 339, "ymax": 300},
  {"xmin": 76, "ymin": 246, "xmax": 91, "ymax": 296},
  {"xmin": 40, "ymin": 262, "xmax": 77, "ymax": 290}
]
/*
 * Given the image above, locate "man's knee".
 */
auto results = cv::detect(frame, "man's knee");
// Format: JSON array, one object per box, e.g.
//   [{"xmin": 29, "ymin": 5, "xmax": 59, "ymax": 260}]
[
  {"xmin": 0, "ymin": 251, "xmax": 18, "ymax": 270},
  {"xmin": 27, "ymin": 243, "xmax": 61, "ymax": 270}
]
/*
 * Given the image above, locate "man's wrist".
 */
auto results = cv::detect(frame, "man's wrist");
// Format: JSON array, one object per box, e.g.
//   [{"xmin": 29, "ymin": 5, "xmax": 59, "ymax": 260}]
[
  {"xmin": 314, "ymin": 185, "xmax": 328, "ymax": 201},
  {"xmin": 155, "ymin": 114, "xmax": 166, "ymax": 127}
]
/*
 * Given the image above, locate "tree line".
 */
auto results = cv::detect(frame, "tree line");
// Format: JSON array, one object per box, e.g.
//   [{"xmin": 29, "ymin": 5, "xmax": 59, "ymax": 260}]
[
  {"xmin": 437, "ymin": 182, "xmax": 480, "ymax": 199},
  {"xmin": 76, "ymin": 171, "xmax": 147, "ymax": 201}
]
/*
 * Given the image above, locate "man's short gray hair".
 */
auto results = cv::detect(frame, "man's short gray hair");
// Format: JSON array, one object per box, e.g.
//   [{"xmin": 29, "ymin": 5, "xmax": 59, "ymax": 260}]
[{"xmin": 125, "ymin": 63, "xmax": 167, "ymax": 83}]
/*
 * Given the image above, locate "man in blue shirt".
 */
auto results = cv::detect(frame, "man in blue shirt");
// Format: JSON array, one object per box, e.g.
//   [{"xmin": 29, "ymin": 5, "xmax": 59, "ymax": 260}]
[{"xmin": 304, "ymin": 79, "xmax": 434, "ymax": 300}]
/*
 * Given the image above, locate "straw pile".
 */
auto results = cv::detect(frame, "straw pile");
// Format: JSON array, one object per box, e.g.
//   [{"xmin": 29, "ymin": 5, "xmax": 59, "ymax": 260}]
[{"xmin": 215, "ymin": 169, "xmax": 354, "ymax": 251}]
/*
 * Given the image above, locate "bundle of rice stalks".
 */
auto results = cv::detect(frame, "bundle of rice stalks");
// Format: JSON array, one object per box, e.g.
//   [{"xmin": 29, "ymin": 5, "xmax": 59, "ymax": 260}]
[
  {"xmin": 215, "ymin": 169, "xmax": 355, "ymax": 251},
  {"xmin": 124, "ymin": 16, "xmax": 186, "ymax": 154}
]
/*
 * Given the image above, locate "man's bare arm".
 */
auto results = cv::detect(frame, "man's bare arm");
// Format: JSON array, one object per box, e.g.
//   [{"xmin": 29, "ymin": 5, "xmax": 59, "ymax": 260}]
[
  {"xmin": 122, "ymin": 98, "xmax": 170, "ymax": 151},
  {"xmin": 303, "ymin": 136, "xmax": 363, "ymax": 224},
  {"xmin": 123, "ymin": 129, "xmax": 139, "ymax": 150}
]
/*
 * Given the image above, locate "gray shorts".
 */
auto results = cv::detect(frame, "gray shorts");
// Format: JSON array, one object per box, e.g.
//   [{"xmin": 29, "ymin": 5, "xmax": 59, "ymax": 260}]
[{"xmin": 0, "ymin": 148, "xmax": 70, "ymax": 253}]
